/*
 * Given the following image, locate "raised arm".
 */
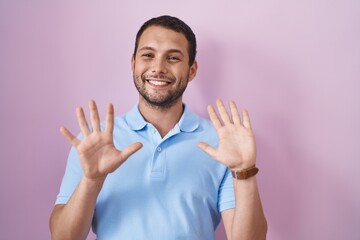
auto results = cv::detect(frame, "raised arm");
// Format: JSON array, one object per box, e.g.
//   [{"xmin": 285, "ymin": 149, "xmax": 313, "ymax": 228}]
[
  {"xmin": 49, "ymin": 100, "xmax": 142, "ymax": 240},
  {"xmin": 197, "ymin": 99, "xmax": 267, "ymax": 240}
]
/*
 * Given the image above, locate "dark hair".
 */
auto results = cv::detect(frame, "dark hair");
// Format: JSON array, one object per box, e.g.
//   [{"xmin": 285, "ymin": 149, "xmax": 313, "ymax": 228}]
[{"xmin": 133, "ymin": 15, "xmax": 197, "ymax": 66}]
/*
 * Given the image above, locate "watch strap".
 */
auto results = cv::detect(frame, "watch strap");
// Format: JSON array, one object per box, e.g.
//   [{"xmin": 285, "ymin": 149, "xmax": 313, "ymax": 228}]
[{"xmin": 231, "ymin": 165, "xmax": 259, "ymax": 180}]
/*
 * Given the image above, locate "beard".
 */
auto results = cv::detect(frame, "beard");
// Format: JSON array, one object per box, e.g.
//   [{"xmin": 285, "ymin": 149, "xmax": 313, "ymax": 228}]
[{"xmin": 133, "ymin": 73, "xmax": 189, "ymax": 109}]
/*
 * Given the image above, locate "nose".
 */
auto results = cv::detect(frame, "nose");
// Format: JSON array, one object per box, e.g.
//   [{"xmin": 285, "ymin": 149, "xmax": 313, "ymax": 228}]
[{"xmin": 151, "ymin": 58, "xmax": 167, "ymax": 74}]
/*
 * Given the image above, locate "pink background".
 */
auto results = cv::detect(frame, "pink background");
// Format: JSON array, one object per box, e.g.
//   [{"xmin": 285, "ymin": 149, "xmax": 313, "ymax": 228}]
[{"xmin": 1, "ymin": 1, "xmax": 359, "ymax": 239}]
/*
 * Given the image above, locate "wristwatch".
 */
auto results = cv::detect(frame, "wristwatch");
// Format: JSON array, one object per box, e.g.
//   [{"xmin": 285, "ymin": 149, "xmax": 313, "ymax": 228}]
[{"xmin": 231, "ymin": 165, "xmax": 259, "ymax": 180}]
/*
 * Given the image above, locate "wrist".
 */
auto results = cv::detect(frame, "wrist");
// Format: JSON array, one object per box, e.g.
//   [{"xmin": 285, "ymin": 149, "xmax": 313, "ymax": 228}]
[
  {"xmin": 82, "ymin": 175, "xmax": 106, "ymax": 188},
  {"xmin": 230, "ymin": 161, "xmax": 256, "ymax": 172}
]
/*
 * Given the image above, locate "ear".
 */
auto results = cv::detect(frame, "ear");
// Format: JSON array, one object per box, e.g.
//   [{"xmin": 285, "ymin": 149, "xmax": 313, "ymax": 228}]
[
  {"xmin": 188, "ymin": 60, "xmax": 198, "ymax": 82},
  {"xmin": 131, "ymin": 54, "xmax": 135, "ymax": 72}
]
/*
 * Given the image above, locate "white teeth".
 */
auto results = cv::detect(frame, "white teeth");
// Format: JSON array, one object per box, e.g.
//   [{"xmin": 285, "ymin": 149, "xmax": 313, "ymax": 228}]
[{"xmin": 148, "ymin": 80, "xmax": 169, "ymax": 86}]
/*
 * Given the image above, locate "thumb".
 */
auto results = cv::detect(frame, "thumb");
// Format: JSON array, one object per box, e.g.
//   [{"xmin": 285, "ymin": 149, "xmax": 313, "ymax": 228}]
[
  {"xmin": 120, "ymin": 142, "xmax": 143, "ymax": 161},
  {"xmin": 106, "ymin": 142, "xmax": 143, "ymax": 174},
  {"xmin": 197, "ymin": 142, "xmax": 217, "ymax": 159}
]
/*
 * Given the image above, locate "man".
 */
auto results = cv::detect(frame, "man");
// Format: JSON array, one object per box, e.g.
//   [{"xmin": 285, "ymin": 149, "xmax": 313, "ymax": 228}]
[{"xmin": 50, "ymin": 15, "xmax": 267, "ymax": 240}]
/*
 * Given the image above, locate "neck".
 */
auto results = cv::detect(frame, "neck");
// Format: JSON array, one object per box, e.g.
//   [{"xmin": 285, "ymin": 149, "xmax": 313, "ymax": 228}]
[{"xmin": 138, "ymin": 97, "xmax": 184, "ymax": 138}]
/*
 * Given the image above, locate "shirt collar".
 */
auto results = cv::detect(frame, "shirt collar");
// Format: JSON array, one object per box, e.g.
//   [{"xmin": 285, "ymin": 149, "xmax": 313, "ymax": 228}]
[
  {"xmin": 126, "ymin": 105, "xmax": 147, "ymax": 131},
  {"xmin": 125, "ymin": 104, "xmax": 199, "ymax": 132},
  {"xmin": 177, "ymin": 104, "xmax": 200, "ymax": 132}
]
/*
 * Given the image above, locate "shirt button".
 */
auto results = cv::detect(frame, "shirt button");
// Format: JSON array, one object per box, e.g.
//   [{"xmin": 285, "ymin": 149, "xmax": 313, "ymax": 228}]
[{"xmin": 157, "ymin": 147, "xmax": 162, "ymax": 152}]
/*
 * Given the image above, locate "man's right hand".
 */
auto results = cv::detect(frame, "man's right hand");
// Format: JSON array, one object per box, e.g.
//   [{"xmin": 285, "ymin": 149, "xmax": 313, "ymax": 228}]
[{"xmin": 60, "ymin": 100, "xmax": 143, "ymax": 180}]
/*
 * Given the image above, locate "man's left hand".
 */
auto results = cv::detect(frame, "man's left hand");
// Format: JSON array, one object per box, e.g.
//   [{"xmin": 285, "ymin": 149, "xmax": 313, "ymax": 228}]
[{"xmin": 197, "ymin": 99, "xmax": 256, "ymax": 170}]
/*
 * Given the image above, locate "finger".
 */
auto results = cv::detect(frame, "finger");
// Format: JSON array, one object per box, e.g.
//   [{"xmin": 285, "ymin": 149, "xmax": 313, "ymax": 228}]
[
  {"xmin": 207, "ymin": 105, "xmax": 222, "ymax": 129},
  {"xmin": 104, "ymin": 103, "xmax": 114, "ymax": 133},
  {"xmin": 197, "ymin": 142, "xmax": 217, "ymax": 159},
  {"xmin": 88, "ymin": 100, "xmax": 101, "ymax": 132},
  {"xmin": 119, "ymin": 142, "xmax": 143, "ymax": 161},
  {"xmin": 216, "ymin": 99, "xmax": 231, "ymax": 124},
  {"xmin": 229, "ymin": 100, "xmax": 241, "ymax": 125},
  {"xmin": 60, "ymin": 127, "xmax": 80, "ymax": 147},
  {"xmin": 242, "ymin": 109, "xmax": 252, "ymax": 129},
  {"xmin": 76, "ymin": 107, "xmax": 90, "ymax": 136}
]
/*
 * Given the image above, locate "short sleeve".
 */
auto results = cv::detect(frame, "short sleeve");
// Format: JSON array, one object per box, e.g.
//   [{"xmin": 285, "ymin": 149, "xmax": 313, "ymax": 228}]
[
  {"xmin": 55, "ymin": 146, "xmax": 83, "ymax": 205},
  {"xmin": 218, "ymin": 168, "xmax": 235, "ymax": 212}
]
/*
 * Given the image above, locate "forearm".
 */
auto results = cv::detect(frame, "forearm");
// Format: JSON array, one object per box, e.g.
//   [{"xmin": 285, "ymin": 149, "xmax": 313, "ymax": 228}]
[
  {"xmin": 231, "ymin": 177, "xmax": 267, "ymax": 240},
  {"xmin": 50, "ymin": 176, "xmax": 105, "ymax": 240}
]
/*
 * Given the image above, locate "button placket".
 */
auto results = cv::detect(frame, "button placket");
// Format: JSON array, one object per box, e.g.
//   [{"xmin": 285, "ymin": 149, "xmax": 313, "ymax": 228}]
[
  {"xmin": 147, "ymin": 125, "xmax": 180, "ymax": 180},
  {"xmin": 152, "ymin": 144, "xmax": 163, "ymax": 171},
  {"xmin": 150, "ymin": 140, "xmax": 169, "ymax": 180}
]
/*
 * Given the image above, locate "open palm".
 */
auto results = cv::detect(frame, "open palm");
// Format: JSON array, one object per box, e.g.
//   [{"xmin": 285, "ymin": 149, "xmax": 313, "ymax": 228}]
[
  {"xmin": 198, "ymin": 99, "xmax": 256, "ymax": 170},
  {"xmin": 60, "ymin": 100, "xmax": 142, "ymax": 179}
]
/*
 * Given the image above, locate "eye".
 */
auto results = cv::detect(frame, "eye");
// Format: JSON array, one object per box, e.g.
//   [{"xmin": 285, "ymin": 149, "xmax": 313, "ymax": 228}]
[
  {"xmin": 141, "ymin": 53, "xmax": 154, "ymax": 59},
  {"xmin": 167, "ymin": 56, "xmax": 180, "ymax": 62}
]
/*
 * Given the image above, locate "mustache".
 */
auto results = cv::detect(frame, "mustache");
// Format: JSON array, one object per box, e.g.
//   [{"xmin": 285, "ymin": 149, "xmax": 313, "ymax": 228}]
[{"xmin": 142, "ymin": 74, "xmax": 176, "ymax": 82}]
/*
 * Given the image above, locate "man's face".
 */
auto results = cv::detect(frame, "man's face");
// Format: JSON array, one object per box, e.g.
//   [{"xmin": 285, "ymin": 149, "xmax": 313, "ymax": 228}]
[{"xmin": 132, "ymin": 26, "xmax": 197, "ymax": 109}]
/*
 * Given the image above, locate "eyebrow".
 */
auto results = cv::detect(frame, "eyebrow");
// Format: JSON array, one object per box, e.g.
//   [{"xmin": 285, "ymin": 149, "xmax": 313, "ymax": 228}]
[{"xmin": 138, "ymin": 46, "xmax": 184, "ymax": 56}]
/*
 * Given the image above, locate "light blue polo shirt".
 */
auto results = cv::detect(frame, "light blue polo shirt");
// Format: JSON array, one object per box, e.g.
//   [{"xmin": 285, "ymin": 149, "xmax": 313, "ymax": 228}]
[{"xmin": 56, "ymin": 104, "xmax": 235, "ymax": 240}]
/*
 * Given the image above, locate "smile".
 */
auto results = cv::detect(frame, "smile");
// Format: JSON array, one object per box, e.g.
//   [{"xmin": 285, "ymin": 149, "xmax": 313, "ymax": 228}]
[{"xmin": 146, "ymin": 79, "xmax": 171, "ymax": 86}]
